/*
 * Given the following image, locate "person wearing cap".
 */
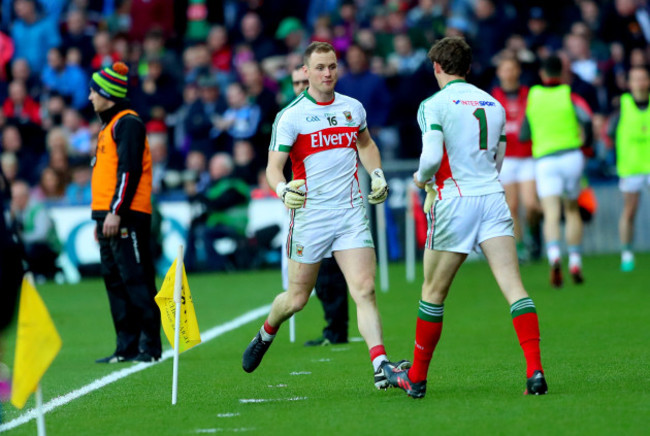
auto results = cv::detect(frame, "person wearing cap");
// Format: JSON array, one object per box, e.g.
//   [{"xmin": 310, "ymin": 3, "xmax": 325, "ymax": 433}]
[
  {"xmin": 89, "ymin": 61, "xmax": 161, "ymax": 363},
  {"xmin": 276, "ymin": 17, "xmax": 306, "ymax": 54}
]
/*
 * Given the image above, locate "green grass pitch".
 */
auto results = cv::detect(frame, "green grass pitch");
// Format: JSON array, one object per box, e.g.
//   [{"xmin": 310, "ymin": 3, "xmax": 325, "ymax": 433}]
[{"xmin": 1, "ymin": 253, "xmax": 648, "ymax": 435}]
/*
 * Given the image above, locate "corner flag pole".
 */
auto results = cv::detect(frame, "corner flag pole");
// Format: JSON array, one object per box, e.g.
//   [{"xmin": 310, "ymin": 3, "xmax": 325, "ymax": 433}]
[
  {"xmin": 24, "ymin": 273, "xmax": 46, "ymax": 436},
  {"xmin": 171, "ymin": 245, "xmax": 183, "ymax": 405},
  {"xmin": 405, "ymin": 185, "xmax": 416, "ymax": 283},
  {"xmin": 376, "ymin": 203, "xmax": 389, "ymax": 292},
  {"xmin": 35, "ymin": 384, "xmax": 46, "ymax": 436}
]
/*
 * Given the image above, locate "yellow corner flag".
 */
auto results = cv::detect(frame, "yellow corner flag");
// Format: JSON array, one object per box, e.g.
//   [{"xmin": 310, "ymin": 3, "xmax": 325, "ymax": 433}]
[
  {"xmin": 155, "ymin": 260, "xmax": 201, "ymax": 353},
  {"xmin": 11, "ymin": 278, "xmax": 62, "ymax": 409}
]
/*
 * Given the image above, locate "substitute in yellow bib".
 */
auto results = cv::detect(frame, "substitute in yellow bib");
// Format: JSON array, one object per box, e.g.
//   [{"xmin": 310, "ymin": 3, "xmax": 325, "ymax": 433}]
[
  {"xmin": 520, "ymin": 55, "xmax": 593, "ymax": 288},
  {"xmin": 89, "ymin": 61, "xmax": 161, "ymax": 363},
  {"xmin": 607, "ymin": 65, "xmax": 650, "ymax": 272}
]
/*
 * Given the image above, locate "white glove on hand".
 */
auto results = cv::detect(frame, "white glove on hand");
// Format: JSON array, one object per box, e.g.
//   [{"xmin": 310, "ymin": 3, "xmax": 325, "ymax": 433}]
[
  {"xmin": 368, "ymin": 168, "xmax": 389, "ymax": 205},
  {"xmin": 423, "ymin": 184, "xmax": 436, "ymax": 214},
  {"xmin": 276, "ymin": 179, "xmax": 306, "ymax": 209}
]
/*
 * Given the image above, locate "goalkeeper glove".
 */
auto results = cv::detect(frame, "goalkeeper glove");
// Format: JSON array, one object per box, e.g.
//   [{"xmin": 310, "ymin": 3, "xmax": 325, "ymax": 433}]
[
  {"xmin": 423, "ymin": 184, "xmax": 436, "ymax": 214},
  {"xmin": 276, "ymin": 179, "xmax": 306, "ymax": 209},
  {"xmin": 368, "ymin": 168, "xmax": 389, "ymax": 204}
]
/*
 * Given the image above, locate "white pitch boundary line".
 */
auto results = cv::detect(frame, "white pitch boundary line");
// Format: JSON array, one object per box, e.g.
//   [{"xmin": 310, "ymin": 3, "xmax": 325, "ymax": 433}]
[{"xmin": 0, "ymin": 304, "xmax": 271, "ymax": 433}]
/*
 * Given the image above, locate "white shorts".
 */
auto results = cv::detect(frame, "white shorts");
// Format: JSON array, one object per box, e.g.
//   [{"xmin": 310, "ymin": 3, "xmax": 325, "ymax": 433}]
[
  {"xmin": 619, "ymin": 174, "xmax": 650, "ymax": 193},
  {"xmin": 286, "ymin": 206, "xmax": 374, "ymax": 263},
  {"xmin": 535, "ymin": 150, "xmax": 585, "ymax": 199},
  {"xmin": 426, "ymin": 192, "xmax": 514, "ymax": 254},
  {"xmin": 499, "ymin": 157, "xmax": 536, "ymax": 185}
]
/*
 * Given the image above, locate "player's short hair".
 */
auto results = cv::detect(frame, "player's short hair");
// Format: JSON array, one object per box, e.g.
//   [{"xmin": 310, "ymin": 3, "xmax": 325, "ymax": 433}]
[
  {"xmin": 541, "ymin": 55, "xmax": 563, "ymax": 78},
  {"xmin": 293, "ymin": 64, "xmax": 304, "ymax": 71},
  {"xmin": 304, "ymin": 42, "xmax": 336, "ymax": 66},
  {"xmin": 427, "ymin": 37, "xmax": 472, "ymax": 77}
]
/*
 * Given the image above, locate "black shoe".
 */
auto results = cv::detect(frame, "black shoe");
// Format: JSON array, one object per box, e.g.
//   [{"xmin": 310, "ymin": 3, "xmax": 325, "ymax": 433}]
[
  {"xmin": 525, "ymin": 370, "xmax": 548, "ymax": 395},
  {"xmin": 95, "ymin": 353, "xmax": 135, "ymax": 364},
  {"xmin": 381, "ymin": 361, "xmax": 426, "ymax": 398},
  {"xmin": 242, "ymin": 332, "xmax": 273, "ymax": 373},
  {"xmin": 375, "ymin": 359, "xmax": 411, "ymax": 390},
  {"xmin": 133, "ymin": 352, "xmax": 160, "ymax": 363},
  {"xmin": 304, "ymin": 337, "xmax": 332, "ymax": 347},
  {"xmin": 570, "ymin": 266, "xmax": 584, "ymax": 284},
  {"xmin": 550, "ymin": 262, "xmax": 563, "ymax": 288}
]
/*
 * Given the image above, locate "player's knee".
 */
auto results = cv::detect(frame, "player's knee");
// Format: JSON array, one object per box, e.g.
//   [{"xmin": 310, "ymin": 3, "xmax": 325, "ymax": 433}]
[{"xmin": 289, "ymin": 293, "xmax": 310, "ymax": 313}]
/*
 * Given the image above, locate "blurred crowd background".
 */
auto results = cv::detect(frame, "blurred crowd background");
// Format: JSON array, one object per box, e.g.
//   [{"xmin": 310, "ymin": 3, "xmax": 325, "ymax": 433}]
[{"xmin": 1, "ymin": 0, "xmax": 648, "ymax": 276}]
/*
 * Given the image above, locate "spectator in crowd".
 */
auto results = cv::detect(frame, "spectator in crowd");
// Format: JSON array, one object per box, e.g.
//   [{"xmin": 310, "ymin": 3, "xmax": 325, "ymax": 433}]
[
  {"xmin": 138, "ymin": 29, "xmax": 182, "ymax": 82},
  {"xmin": 275, "ymin": 17, "xmax": 307, "ymax": 55},
  {"xmin": 132, "ymin": 57, "xmax": 182, "ymax": 121},
  {"xmin": 607, "ymin": 65, "xmax": 650, "ymax": 272},
  {"xmin": 185, "ymin": 152, "xmax": 250, "ymax": 271},
  {"xmin": 61, "ymin": 9, "xmax": 95, "ymax": 69},
  {"xmin": 63, "ymin": 108, "xmax": 92, "ymax": 155},
  {"xmin": 91, "ymin": 30, "xmax": 120, "ymax": 70},
  {"xmin": 129, "ymin": 0, "xmax": 174, "ymax": 42},
  {"xmin": 213, "ymin": 82, "xmax": 261, "ymax": 150},
  {"xmin": 183, "ymin": 149, "xmax": 210, "ymax": 196},
  {"xmin": 0, "ymin": 152, "xmax": 18, "ymax": 184},
  {"xmin": 11, "ymin": 0, "xmax": 61, "ymax": 74},
  {"xmin": 41, "ymin": 92, "xmax": 66, "ymax": 130},
  {"xmin": 10, "ymin": 179, "xmax": 61, "ymax": 280},
  {"xmin": 387, "ymin": 33, "xmax": 428, "ymax": 76},
  {"xmin": 184, "ymin": 75, "xmax": 226, "ymax": 156},
  {"xmin": 239, "ymin": 12, "xmax": 277, "ymax": 62},
  {"xmin": 64, "ymin": 158, "xmax": 92, "ymax": 205},
  {"xmin": 32, "ymin": 166, "xmax": 65, "ymax": 201},
  {"xmin": 239, "ymin": 60, "xmax": 279, "ymax": 156},
  {"xmin": 524, "ymin": 7, "xmax": 562, "ymax": 57},
  {"xmin": 207, "ymin": 25, "xmax": 233, "ymax": 75},
  {"xmin": 0, "ymin": 30, "xmax": 14, "ymax": 83},
  {"xmin": 41, "ymin": 47, "xmax": 89, "ymax": 110},
  {"xmin": 10, "ymin": 58, "xmax": 41, "ymax": 99},
  {"xmin": 166, "ymin": 81, "xmax": 199, "ymax": 154},
  {"xmin": 1, "ymin": 124, "xmax": 38, "ymax": 184},
  {"xmin": 3, "ymin": 80, "xmax": 40, "ymax": 125},
  {"xmin": 149, "ymin": 129, "xmax": 170, "ymax": 194},
  {"xmin": 232, "ymin": 139, "xmax": 258, "ymax": 186}
]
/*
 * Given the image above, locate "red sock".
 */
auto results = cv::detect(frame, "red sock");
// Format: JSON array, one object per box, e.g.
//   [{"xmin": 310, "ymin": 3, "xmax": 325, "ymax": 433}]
[
  {"xmin": 263, "ymin": 319, "xmax": 279, "ymax": 335},
  {"xmin": 408, "ymin": 317, "xmax": 442, "ymax": 383},
  {"xmin": 512, "ymin": 312, "xmax": 543, "ymax": 378},
  {"xmin": 369, "ymin": 345, "xmax": 386, "ymax": 362}
]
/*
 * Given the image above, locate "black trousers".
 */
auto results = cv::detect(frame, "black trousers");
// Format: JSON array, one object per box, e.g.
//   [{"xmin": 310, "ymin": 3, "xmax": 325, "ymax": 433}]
[
  {"xmin": 97, "ymin": 214, "xmax": 161, "ymax": 358},
  {"xmin": 315, "ymin": 257, "xmax": 348, "ymax": 343}
]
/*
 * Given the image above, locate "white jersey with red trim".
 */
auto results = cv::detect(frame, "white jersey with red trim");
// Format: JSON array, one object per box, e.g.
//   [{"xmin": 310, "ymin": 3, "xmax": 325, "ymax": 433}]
[
  {"xmin": 418, "ymin": 80, "xmax": 506, "ymax": 199},
  {"xmin": 270, "ymin": 90, "xmax": 367, "ymax": 209}
]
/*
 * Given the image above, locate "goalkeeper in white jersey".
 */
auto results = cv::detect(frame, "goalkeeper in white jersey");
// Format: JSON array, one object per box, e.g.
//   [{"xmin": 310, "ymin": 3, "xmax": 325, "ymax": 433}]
[
  {"xmin": 382, "ymin": 37, "xmax": 547, "ymax": 398},
  {"xmin": 242, "ymin": 42, "xmax": 409, "ymax": 389}
]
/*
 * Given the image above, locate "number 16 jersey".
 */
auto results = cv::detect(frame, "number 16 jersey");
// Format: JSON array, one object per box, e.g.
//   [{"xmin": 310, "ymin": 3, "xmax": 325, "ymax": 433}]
[
  {"xmin": 418, "ymin": 80, "xmax": 506, "ymax": 200},
  {"xmin": 270, "ymin": 90, "xmax": 367, "ymax": 209}
]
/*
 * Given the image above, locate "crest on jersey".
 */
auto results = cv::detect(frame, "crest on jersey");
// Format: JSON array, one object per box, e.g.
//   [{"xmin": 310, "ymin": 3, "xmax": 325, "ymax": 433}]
[
  {"xmin": 343, "ymin": 111, "xmax": 353, "ymax": 122},
  {"xmin": 296, "ymin": 244, "xmax": 304, "ymax": 257}
]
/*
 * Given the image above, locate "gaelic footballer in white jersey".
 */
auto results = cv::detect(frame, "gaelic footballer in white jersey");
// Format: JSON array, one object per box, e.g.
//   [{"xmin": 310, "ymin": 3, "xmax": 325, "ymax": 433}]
[
  {"xmin": 270, "ymin": 90, "xmax": 367, "ymax": 209},
  {"xmin": 418, "ymin": 80, "xmax": 507, "ymax": 200}
]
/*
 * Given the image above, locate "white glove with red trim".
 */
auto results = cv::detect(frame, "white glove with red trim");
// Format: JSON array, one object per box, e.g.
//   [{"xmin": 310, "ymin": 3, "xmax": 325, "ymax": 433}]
[
  {"xmin": 276, "ymin": 179, "xmax": 306, "ymax": 209},
  {"xmin": 368, "ymin": 168, "xmax": 389, "ymax": 205}
]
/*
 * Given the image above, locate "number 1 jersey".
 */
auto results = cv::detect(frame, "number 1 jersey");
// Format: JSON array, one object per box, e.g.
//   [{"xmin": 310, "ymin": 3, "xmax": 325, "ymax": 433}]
[
  {"xmin": 270, "ymin": 90, "xmax": 367, "ymax": 209},
  {"xmin": 418, "ymin": 80, "xmax": 506, "ymax": 200}
]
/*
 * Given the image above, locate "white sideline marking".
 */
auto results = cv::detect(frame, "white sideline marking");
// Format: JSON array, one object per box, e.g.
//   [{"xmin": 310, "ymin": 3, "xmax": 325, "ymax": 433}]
[
  {"xmin": 0, "ymin": 304, "xmax": 271, "ymax": 433},
  {"xmin": 266, "ymin": 384, "xmax": 287, "ymax": 388},
  {"xmin": 216, "ymin": 413, "xmax": 240, "ymax": 418},
  {"xmin": 239, "ymin": 397, "xmax": 307, "ymax": 404},
  {"xmin": 196, "ymin": 428, "xmax": 255, "ymax": 433},
  {"xmin": 289, "ymin": 371, "xmax": 311, "ymax": 375}
]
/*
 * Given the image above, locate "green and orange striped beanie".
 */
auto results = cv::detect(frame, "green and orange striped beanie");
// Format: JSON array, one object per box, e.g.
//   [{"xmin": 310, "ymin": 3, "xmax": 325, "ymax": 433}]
[{"xmin": 90, "ymin": 62, "xmax": 130, "ymax": 101}]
